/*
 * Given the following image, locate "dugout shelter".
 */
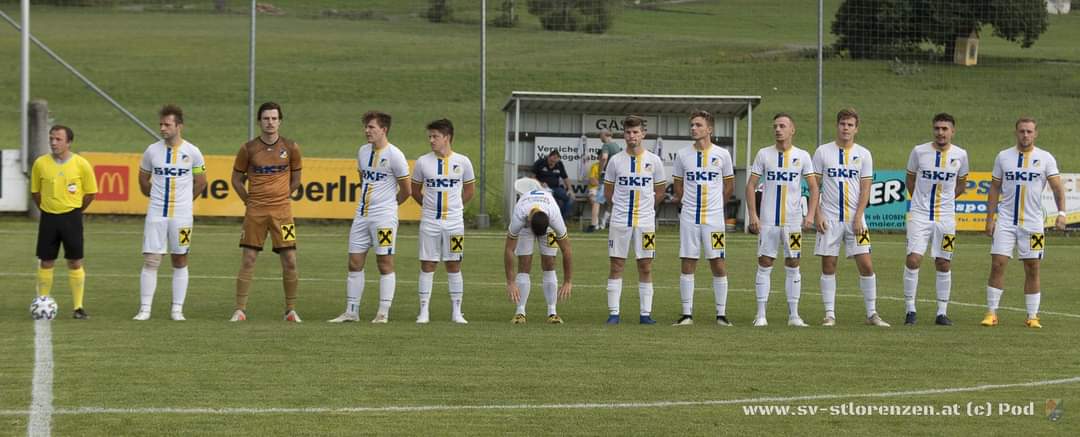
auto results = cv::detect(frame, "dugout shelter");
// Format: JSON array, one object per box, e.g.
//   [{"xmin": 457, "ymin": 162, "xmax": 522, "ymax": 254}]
[{"xmin": 502, "ymin": 91, "xmax": 761, "ymax": 225}]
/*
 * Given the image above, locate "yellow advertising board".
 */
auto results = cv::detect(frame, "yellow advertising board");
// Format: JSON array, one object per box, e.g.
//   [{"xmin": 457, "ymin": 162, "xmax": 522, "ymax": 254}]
[
  {"xmin": 955, "ymin": 171, "xmax": 993, "ymax": 231},
  {"xmin": 82, "ymin": 152, "xmax": 422, "ymax": 220}
]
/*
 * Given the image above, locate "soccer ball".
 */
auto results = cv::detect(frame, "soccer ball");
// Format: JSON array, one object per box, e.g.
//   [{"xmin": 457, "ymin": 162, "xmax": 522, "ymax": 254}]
[{"xmin": 30, "ymin": 296, "xmax": 58, "ymax": 320}]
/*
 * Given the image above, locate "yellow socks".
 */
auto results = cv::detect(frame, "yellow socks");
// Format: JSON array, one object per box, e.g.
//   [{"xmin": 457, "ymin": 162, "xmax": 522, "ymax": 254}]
[
  {"xmin": 69, "ymin": 267, "xmax": 86, "ymax": 309},
  {"xmin": 36, "ymin": 266, "xmax": 54, "ymax": 297}
]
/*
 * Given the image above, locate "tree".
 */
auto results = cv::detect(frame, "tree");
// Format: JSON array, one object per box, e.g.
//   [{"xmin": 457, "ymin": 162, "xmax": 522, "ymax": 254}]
[
  {"xmin": 425, "ymin": 0, "xmax": 453, "ymax": 23},
  {"xmin": 832, "ymin": 0, "xmax": 1049, "ymax": 60},
  {"xmin": 526, "ymin": 0, "xmax": 617, "ymax": 34},
  {"xmin": 493, "ymin": 0, "xmax": 520, "ymax": 28}
]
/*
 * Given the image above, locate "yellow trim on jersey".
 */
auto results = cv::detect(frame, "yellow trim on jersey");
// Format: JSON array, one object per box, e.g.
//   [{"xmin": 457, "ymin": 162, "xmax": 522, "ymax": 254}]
[
  {"xmin": 843, "ymin": 148, "xmax": 850, "ymax": 221},
  {"xmin": 699, "ymin": 184, "xmax": 708, "ymax": 225},
  {"xmin": 506, "ymin": 232, "xmax": 519, "ymax": 240},
  {"xmin": 934, "ymin": 148, "xmax": 948, "ymax": 222},
  {"xmin": 672, "ymin": 176, "xmax": 684, "ymax": 180},
  {"xmin": 779, "ymin": 150, "xmax": 789, "ymax": 225},
  {"xmin": 396, "ymin": 175, "xmax": 410, "ymax": 180},
  {"xmin": 555, "ymin": 232, "xmax": 569, "ymax": 240},
  {"xmin": 167, "ymin": 146, "xmax": 178, "ymax": 217},
  {"xmin": 441, "ymin": 191, "xmax": 449, "ymax": 218},
  {"xmin": 631, "ymin": 190, "xmax": 640, "ymax": 227},
  {"xmin": 1019, "ymin": 152, "xmax": 1029, "ymax": 226},
  {"xmin": 462, "ymin": 179, "xmax": 476, "ymax": 184},
  {"xmin": 604, "ymin": 180, "xmax": 614, "ymax": 185}
]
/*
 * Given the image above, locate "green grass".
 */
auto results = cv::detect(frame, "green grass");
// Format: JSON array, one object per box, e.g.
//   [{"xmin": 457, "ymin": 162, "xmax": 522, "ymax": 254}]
[
  {"xmin": 1, "ymin": 1, "xmax": 1079, "ymax": 224},
  {"xmin": 0, "ymin": 216, "xmax": 1079, "ymax": 435}
]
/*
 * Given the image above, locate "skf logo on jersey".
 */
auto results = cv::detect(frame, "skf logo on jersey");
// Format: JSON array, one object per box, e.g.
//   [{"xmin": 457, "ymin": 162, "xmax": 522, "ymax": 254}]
[
  {"xmin": 153, "ymin": 167, "xmax": 191, "ymax": 177},
  {"xmin": 920, "ymin": 170, "xmax": 956, "ymax": 181},
  {"xmin": 426, "ymin": 178, "xmax": 461, "ymax": 188},
  {"xmin": 253, "ymin": 164, "xmax": 290, "ymax": 174},
  {"xmin": 362, "ymin": 169, "xmax": 387, "ymax": 181},
  {"xmin": 94, "ymin": 165, "xmax": 129, "ymax": 201},
  {"xmin": 1005, "ymin": 171, "xmax": 1041, "ymax": 181},
  {"xmin": 686, "ymin": 171, "xmax": 719, "ymax": 181},
  {"xmin": 765, "ymin": 171, "xmax": 800, "ymax": 182},
  {"xmin": 617, "ymin": 176, "xmax": 653, "ymax": 187},
  {"xmin": 827, "ymin": 168, "xmax": 860, "ymax": 178}
]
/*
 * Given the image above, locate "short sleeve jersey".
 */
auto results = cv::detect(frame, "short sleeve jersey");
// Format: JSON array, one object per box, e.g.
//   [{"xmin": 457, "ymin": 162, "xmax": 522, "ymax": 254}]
[
  {"xmin": 603, "ymin": 149, "xmax": 666, "ymax": 228},
  {"xmin": 30, "ymin": 153, "xmax": 98, "ymax": 214},
  {"xmin": 355, "ymin": 143, "xmax": 410, "ymax": 218},
  {"xmin": 507, "ymin": 190, "xmax": 568, "ymax": 240},
  {"xmin": 673, "ymin": 144, "xmax": 735, "ymax": 225},
  {"xmin": 233, "ymin": 136, "xmax": 302, "ymax": 211},
  {"xmin": 587, "ymin": 162, "xmax": 603, "ymax": 189},
  {"xmin": 906, "ymin": 143, "xmax": 969, "ymax": 223},
  {"xmin": 813, "ymin": 142, "xmax": 873, "ymax": 223},
  {"xmin": 411, "ymin": 152, "xmax": 475, "ymax": 223},
  {"xmin": 992, "ymin": 146, "xmax": 1060, "ymax": 232},
  {"xmin": 140, "ymin": 140, "xmax": 206, "ymax": 219},
  {"xmin": 750, "ymin": 145, "xmax": 815, "ymax": 226}
]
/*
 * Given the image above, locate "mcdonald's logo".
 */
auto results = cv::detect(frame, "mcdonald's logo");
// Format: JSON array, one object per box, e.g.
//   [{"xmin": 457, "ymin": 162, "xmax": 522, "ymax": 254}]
[{"xmin": 94, "ymin": 165, "xmax": 129, "ymax": 201}]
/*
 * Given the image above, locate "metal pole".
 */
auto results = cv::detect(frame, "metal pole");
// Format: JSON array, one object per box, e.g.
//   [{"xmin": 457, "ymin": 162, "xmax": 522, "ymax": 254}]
[
  {"xmin": 476, "ymin": 0, "xmax": 490, "ymax": 228},
  {"xmin": 20, "ymin": 0, "xmax": 29, "ymax": 173},
  {"xmin": 0, "ymin": 9, "xmax": 158, "ymax": 140},
  {"xmin": 744, "ymin": 103, "xmax": 753, "ymax": 233},
  {"xmin": 249, "ymin": 0, "xmax": 256, "ymax": 139},
  {"xmin": 817, "ymin": 0, "xmax": 824, "ymax": 147}
]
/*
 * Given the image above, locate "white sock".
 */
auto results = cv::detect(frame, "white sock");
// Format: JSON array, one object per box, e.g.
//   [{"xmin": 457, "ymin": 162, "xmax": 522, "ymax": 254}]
[
  {"xmin": 903, "ymin": 267, "xmax": 919, "ymax": 313},
  {"xmin": 821, "ymin": 274, "xmax": 836, "ymax": 317},
  {"xmin": 755, "ymin": 266, "xmax": 772, "ymax": 319},
  {"xmin": 679, "ymin": 274, "xmax": 695, "ymax": 316},
  {"xmin": 1025, "ymin": 292, "xmax": 1041, "ymax": 318},
  {"xmin": 515, "ymin": 272, "xmax": 531, "ymax": 315},
  {"xmin": 607, "ymin": 278, "xmax": 622, "ymax": 315},
  {"xmin": 346, "ymin": 270, "xmax": 364, "ymax": 314},
  {"xmin": 986, "ymin": 286, "xmax": 1003, "ymax": 312},
  {"xmin": 171, "ymin": 266, "xmax": 188, "ymax": 313},
  {"xmin": 713, "ymin": 276, "xmax": 728, "ymax": 316},
  {"xmin": 418, "ymin": 271, "xmax": 434, "ymax": 317},
  {"xmin": 785, "ymin": 266, "xmax": 801, "ymax": 318},
  {"xmin": 860, "ymin": 274, "xmax": 877, "ymax": 317},
  {"xmin": 935, "ymin": 270, "xmax": 951, "ymax": 316},
  {"xmin": 377, "ymin": 273, "xmax": 395, "ymax": 315},
  {"xmin": 542, "ymin": 270, "xmax": 558, "ymax": 315},
  {"xmin": 448, "ymin": 272, "xmax": 464, "ymax": 319},
  {"xmin": 139, "ymin": 266, "xmax": 157, "ymax": 313},
  {"xmin": 639, "ymin": 282, "xmax": 654, "ymax": 316}
]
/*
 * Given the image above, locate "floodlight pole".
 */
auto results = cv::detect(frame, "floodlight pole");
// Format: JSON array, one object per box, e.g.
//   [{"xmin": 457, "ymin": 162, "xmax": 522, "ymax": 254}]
[
  {"xmin": 476, "ymin": 0, "xmax": 490, "ymax": 228},
  {"xmin": 20, "ymin": 0, "xmax": 29, "ymax": 172},
  {"xmin": 816, "ymin": 0, "xmax": 824, "ymax": 147},
  {"xmin": 248, "ymin": 0, "xmax": 256, "ymax": 139}
]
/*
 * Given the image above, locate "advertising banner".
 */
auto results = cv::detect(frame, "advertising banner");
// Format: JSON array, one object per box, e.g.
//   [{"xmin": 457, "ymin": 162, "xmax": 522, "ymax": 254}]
[
  {"xmin": 865, "ymin": 170, "xmax": 909, "ymax": 230},
  {"xmin": 83, "ymin": 152, "xmax": 422, "ymax": 220}
]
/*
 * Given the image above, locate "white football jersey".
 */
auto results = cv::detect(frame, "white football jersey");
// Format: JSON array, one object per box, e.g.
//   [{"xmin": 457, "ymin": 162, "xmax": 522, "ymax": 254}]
[
  {"xmin": 906, "ymin": 143, "xmax": 969, "ymax": 223},
  {"xmin": 672, "ymin": 144, "xmax": 735, "ymax": 225},
  {"xmin": 411, "ymin": 151, "xmax": 475, "ymax": 223},
  {"xmin": 139, "ymin": 140, "xmax": 206, "ymax": 218},
  {"xmin": 992, "ymin": 146, "xmax": 1059, "ymax": 232},
  {"xmin": 507, "ymin": 189, "xmax": 568, "ymax": 240},
  {"xmin": 750, "ymin": 145, "xmax": 814, "ymax": 226},
  {"xmin": 604, "ymin": 149, "xmax": 667, "ymax": 228},
  {"xmin": 355, "ymin": 143, "xmax": 410, "ymax": 218},
  {"xmin": 813, "ymin": 142, "xmax": 873, "ymax": 223}
]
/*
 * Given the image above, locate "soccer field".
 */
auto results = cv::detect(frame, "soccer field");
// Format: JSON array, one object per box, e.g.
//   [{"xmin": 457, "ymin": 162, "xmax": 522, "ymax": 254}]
[{"xmin": 1, "ymin": 216, "xmax": 1078, "ymax": 435}]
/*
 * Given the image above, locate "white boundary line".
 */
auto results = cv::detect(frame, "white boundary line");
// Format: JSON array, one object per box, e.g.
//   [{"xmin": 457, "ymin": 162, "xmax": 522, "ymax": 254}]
[
  {"xmin": 28, "ymin": 320, "xmax": 53, "ymax": 436},
  {"xmin": 1, "ymin": 375, "xmax": 1077, "ymax": 416},
  {"xmin": 3, "ymin": 271, "xmax": 1078, "ymax": 319}
]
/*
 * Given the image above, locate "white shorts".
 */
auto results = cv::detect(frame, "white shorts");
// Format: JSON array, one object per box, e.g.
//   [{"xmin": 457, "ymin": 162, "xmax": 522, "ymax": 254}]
[
  {"xmin": 757, "ymin": 224, "xmax": 803, "ymax": 259},
  {"xmin": 143, "ymin": 216, "xmax": 193, "ymax": 255},
  {"xmin": 990, "ymin": 224, "xmax": 1045, "ymax": 260},
  {"xmin": 348, "ymin": 214, "xmax": 398, "ymax": 256},
  {"xmin": 513, "ymin": 230, "xmax": 558, "ymax": 257},
  {"xmin": 679, "ymin": 222, "xmax": 726, "ymax": 260},
  {"xmin": 419, "ymin": 220, "xmax": 465, "ymax": 262},
  {"xmin": 813, "ymin": 220, "xmax": 871, "ymax": 258},
  {"xmin": 608, "ymin": 226, "xmax": 656, "ymax": 259},
  {"xmin": 906, "ymin": 218, "xmax": 956, "ymax": 260}
]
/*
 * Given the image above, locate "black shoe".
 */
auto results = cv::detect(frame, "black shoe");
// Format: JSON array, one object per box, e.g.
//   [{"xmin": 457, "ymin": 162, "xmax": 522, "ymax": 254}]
[
  {"xmin": 73, "ymin": 308, "xmax": 89, "ymax": 320},
  {"xmin": 934, "ymin": 314, "xmax": 953, "ymax": 326},
  {"xmin": 672, "ymin": 315, "xmax": 694, "ymax": 326},
  {"xmin": 584, "ymin": 225, "xmax": 596, "ymax": 233},
  {"xmin": 716, "ymin": 315, "xmax": 733, "ymax": 327},
  {"xmin": 904, "ymin": 311, "xmax": 916, "ymax": 325}
]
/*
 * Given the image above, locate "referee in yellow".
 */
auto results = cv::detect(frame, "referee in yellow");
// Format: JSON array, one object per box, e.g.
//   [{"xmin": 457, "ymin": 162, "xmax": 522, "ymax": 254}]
[{"xmin": 31, "ymin": 125, "xmax": 98, "ymax": 319}]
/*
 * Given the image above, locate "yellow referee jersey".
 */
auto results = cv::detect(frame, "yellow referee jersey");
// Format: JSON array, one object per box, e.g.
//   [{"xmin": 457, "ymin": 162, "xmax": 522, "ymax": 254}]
[{"xmin": 30, "ymin": 154, "xmax": 98, "ymax": 214}]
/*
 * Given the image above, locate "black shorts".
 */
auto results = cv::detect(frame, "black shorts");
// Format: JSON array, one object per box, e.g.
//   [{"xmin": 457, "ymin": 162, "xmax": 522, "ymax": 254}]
[{"xmin": 36, "ymin": 209, "xmax": 84, "ymax": 261}]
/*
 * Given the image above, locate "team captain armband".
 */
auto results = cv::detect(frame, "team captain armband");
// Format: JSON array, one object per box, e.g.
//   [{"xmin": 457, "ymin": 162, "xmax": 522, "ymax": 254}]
[{"xmin": 192, "ymin": 165, "xmax": 207, "ymax": 175}]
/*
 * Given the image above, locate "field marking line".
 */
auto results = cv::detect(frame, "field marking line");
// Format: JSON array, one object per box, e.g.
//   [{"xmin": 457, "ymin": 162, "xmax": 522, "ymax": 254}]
[
  {"xmin": 0, "ymin": 375, "xmax": 1077, "ymax": 417},
  {"xmin": 28, "ymin": 320, "xmax": 53, "ymax": 436},
  {"xmin": 2, "ymin": 271, "xmax": 1079, "ymax": 319}
]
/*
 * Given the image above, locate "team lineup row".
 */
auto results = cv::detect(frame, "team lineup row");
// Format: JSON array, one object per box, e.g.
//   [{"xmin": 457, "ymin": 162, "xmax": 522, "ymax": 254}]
[{"xmin": 28, "ymin": 104, "xmax": 1067, "ymax": 328}]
